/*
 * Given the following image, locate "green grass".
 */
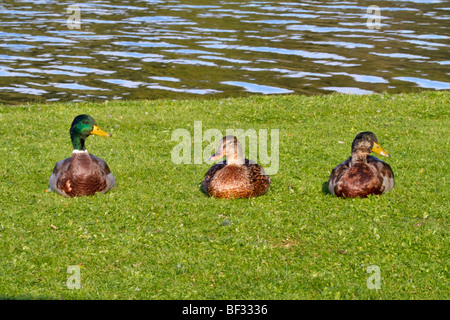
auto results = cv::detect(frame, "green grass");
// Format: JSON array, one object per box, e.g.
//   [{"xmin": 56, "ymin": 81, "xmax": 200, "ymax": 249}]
[{"xmin": 0, "ymin": 92, "xmax": 448, "ymax": 300}]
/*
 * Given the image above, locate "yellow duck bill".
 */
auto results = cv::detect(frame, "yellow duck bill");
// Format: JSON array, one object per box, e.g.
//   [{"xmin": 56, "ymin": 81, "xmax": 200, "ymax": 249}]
[
  {"xmin": 90, "ymin": 125, "xmax": 111, "ymax": 137},
  {"xmin": 372, "ymin": 142, "xmax": 390, "ymax": 157}
]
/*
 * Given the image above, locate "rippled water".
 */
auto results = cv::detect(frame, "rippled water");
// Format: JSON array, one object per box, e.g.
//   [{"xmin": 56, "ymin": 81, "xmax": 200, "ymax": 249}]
[{"xmin": 0, "ymin": 0, "xmax": 449, "ymax": 104}]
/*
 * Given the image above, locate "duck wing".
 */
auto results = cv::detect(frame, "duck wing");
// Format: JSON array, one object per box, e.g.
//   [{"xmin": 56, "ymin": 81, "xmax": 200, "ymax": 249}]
[
  {"xmin": 202, "ymin": 162, "xmax": 226, "ymax": 194},
  {"xmin": 367, "ymin": 156, "xmax": 394, "ymax": 193},
  {"xmin": 328, "ymin": 158, "xmax": 351, "ymax": 195},
  {"xmin": 48, "ymin": 157, "xmax": 73, "ymax": 197},
  {"xmin": 89, "ymin": 154, "xmax": 116, "ymax": 193},
  {"xmin": 245, "ymin": 159, "xmax": 271, "ymax": 197}
]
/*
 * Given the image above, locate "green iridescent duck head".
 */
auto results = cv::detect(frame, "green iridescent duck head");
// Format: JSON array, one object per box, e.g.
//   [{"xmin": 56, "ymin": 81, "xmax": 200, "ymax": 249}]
[{"xmin": 70, "ymin": 114, "xmax": 111, "ymax": 151}]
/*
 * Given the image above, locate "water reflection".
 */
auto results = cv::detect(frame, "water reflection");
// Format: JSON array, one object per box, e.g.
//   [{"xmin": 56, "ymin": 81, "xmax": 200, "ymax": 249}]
[
  {"xmin": 0, "ymin": 0, "xmax": 449, "ymax": 104},
  {"xmin": 222, "ymin": 81, "xmax": 294, "ymax": 94}
]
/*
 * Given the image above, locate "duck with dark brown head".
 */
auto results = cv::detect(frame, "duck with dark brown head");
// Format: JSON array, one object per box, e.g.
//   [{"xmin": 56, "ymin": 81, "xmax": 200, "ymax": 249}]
[
  {"xmin": 328, "ymin": 132, "xmax": 394, "ymax": 198},
  {"xmin": 202, "ymin": 136, "xmax": 270, "ymax": 199}
]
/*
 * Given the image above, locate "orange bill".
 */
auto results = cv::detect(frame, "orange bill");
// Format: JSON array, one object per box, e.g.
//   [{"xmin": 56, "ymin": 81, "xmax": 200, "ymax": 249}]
[
  {"xmin": 209, "ymin": 152, "xmax": 224, "ymax": 161},
  {"xmin": 90, "ymin": 125, "xmax": 111, "ymax": 137}
]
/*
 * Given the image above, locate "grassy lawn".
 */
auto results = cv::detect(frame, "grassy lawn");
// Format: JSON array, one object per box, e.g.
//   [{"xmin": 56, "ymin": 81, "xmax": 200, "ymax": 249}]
[{"xmin": 0, "ymin": 91, "xmax": 448, "ymax": 300}]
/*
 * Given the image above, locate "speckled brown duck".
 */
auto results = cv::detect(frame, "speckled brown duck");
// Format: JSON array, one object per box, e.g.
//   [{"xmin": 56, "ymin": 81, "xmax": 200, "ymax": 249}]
[
  {"xmin": 328, "ymin": 131, "xmax": 394, "ymax": 198},
  {"xmin": 202, "ymin": 136, "xmax": 270, "ymax": 199},
  {"xmin": 48, "ymin": 114, "xmax": 116, "ymax": 197}
]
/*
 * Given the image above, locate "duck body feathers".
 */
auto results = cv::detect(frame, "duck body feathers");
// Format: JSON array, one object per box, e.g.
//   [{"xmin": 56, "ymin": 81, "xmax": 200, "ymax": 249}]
[
  {"xmin": 49, "ymin": 151, "xmax": 116, "ymax": 197},
  {"xmin": 202, "ymin": 159, "xmax": 270, "ymax": 199},
  {"xmin": 328, "ymin": 156, "xmax": 394, "ymax": 198}
]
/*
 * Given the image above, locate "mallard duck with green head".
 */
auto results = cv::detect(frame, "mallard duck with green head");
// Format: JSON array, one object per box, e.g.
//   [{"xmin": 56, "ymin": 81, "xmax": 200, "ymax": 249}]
[
  {"xmin": 48, "ymin": 114, "xmax": 116, "ymax": 197},
  {"xmin": 202, "ymin": 136, "xmax": 270, "ymax": 199},
  {"xmin": 328, "ymin": 131, "xmax": 394, "ymax": 198}
]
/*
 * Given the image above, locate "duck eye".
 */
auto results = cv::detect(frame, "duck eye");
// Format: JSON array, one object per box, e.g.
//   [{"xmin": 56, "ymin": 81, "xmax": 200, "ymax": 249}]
[{"xmin": 82, "ymin": 120, "xmax": 87, "ymax": 124}]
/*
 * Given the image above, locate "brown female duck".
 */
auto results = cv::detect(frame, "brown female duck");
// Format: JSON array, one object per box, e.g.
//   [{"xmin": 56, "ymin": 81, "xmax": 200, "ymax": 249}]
[
  {"xmin": 328, "ymin": 131, "xmax": 394, "ymax": 198},
  {"xmin": 202, "ymin": 136, "xmax": 270, "ymax": 199},
  {"xmin": 48, "ymin": 114, "xmax": 116, "ymax": 197}
]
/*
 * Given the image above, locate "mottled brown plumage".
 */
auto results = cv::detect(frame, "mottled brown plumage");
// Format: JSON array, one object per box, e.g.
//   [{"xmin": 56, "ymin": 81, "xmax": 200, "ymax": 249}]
[
  {"xmin": 328, "ymin": 132, "xmax": 394, "ymax": 198},
  {"xmin": 202, "ymin": 136, "xmax": 270, "ymax": 199}
]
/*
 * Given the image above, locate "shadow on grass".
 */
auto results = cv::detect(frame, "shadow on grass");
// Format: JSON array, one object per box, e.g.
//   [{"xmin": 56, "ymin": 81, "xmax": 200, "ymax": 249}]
[
  {"xmin": 322, "ymin": 181, "xmax": 331, "ymax": 195},
  {"xmin": 198, "ymin": 183, "xmax": 209, "ymax": 197}
]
